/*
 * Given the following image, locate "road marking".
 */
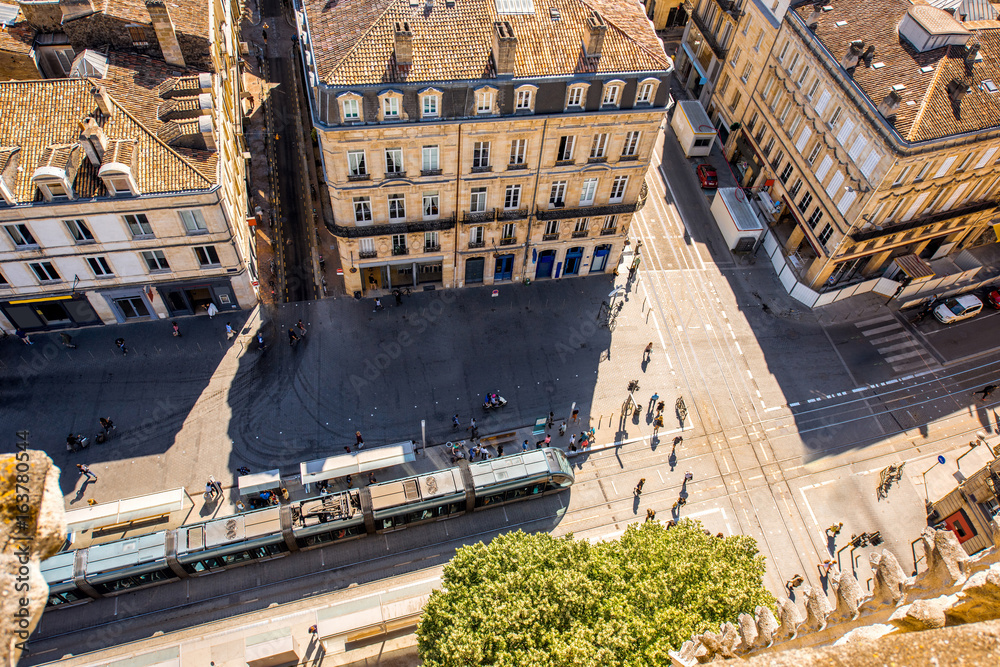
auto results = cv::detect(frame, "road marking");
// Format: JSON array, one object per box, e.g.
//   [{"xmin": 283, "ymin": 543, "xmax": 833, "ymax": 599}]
[
  {"xmin": 863, "ymin": 323, "xmax": 904, "ymax": 336},
  {"xmin": 855, "ymin": 313, "xmax": 897, "ymax": 327}
]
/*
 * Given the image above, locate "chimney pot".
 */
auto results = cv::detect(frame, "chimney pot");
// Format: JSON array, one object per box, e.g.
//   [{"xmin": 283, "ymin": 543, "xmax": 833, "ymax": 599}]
[
  {"xmin": 862, "ymin": 45, "xmax": 876, "ymax": 66},
  {"xmin": 584, "ymin": 11, "xmax": 607, "ymax": 58},
  {"xmin": 394, "ymin": 21, "xmax": 413, "ymax": 66},
  {"xmin": 877, "ymin": 90, "xmax": 902, "ymax": 119},
  {"xmin": 492, "ymin": 21, "xmax": 517, "ymax": 76},
  {"xmin": 841, "ymin": 40, "xmax": 865, "ymax": 71},
  {"xmin": 91, "ymin": 85, "xmax": 112, "ymax": 116},
  {"xmin": 947, "ymin": 78, "xmax": 968, "ymax": 103},
  {"xmin": 79, "ymin": 116, "xmax": 108, "ymax": 166}
]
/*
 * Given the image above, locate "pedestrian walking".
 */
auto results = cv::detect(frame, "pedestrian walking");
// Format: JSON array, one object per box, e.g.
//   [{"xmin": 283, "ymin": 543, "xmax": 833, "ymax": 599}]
[
  {"xmin": 645, "ymin": 508, "xmax": 656, "ymax": 522},
  {"xmin": 344, "ymin": 446, "xmax": 352, "ymax": 454},
  {"xmin": 393, "ymin": 289, "xmax": 403, "ymax": 305},
  {"xmin": 496, "ymin": 444, "xmax": 504, "ymax": 457},
  {"xmin": 297, "ymin": 319, "xmax": 307, "ymax": 336},
  {"xmin": 87, "ymin": 498, "xmax": 98, "ymax": 506},
  {"xmin": 657, "ymin": 400, "xmax": 665, "ymax": 415},
  {"xmin": 672, "ymin": 436, "xmax": 683, "ymax": 452},
  {"xmin": 452, "ymin": 414, "xmax": 460, "ymax": 429},
  {"xmin": 547, "ymin": 411, "xmax": 555, "ymax": 429},
  {"xmin": 115, "ymin": 337, "xmax": 127, "ymax": 355},
  {"xmin": 569, "ymin": 434, "xmax": 577, "ymax": 450},
  {"xmin": 288, "ymin": 328, "xmax": 299, "ymax": 346},
  {"xmin": 355, "ymin": 430, "xmax": 364, "ymax": 448},
  {"xmin": 544, "ymin": 434, "xmax": 551, "ymax": 446},
  {"xmin": 684, "ymin": 471, "xmax": 694, "ymax": 482},
  {"xmin": 786, "ymin": 574, "xmax": 804, "ymax": 590},
  {"xmin": 345, "ymin": 474, "xmax": 353, "ymax": 488},
  {"xmin": 206, "ymin": 302, "xmax": 218, "ymax": 318},
  {"xmin": 571, "ymin": 408, "xmax": 579, "ymax": 423},
  {"xmin": 225, "ymin": 322, "xmax": 234, "ymax": 340},
  {"xmin": 308, "ymin": 625, "xmax": 318, "ymax": 636},
  {"xmin": 558, "ymin": 421, "xmax": 567, "ymax": 436},
  {"xmin": 171, "ymin": 321, "xmax": 182, "ymax": 337},
  {"xmin": 59, "ymin": 332, "xmax": 77, "ymax": 348},
  {"xmin": 650, "ymin": 392, "xmax": 659, "ymax": 409},
  {"xmin": 237, "ymin": 466, "xmax": 251, "ymax": 476},
  {"xmin": 100, "ymin": 417, "xmax": 115, "ymax": 435},
  {"xmin": 634, "ymin": 478, "xmax": 645, "ymax": 495},
  {"xmin": 821, "ymin": 559, "xmax": 836, "ymax": 575},
  {"xmin": 205, "ymin": 481, "xmax": 217, "ymax": 499},
  {"xmin": 826, "ymin": 522, "xmax": 843, "ymax": 537},
  {"xmin": 368, "ymin": 472, "xmax": 376, "ymax": 485},
  {"xmin": 522, "ymin": 440, "xmax": 528, "ymax": 452},
  {"xmin": 77, "ymin": 463, "xmax": 97, "ymax": 481},
  {"xmin": 643, "ymin": 341, "xmax": 653, "ymax": 361},
  {"xmin": 672, "ymin": 496, "xmax": 687, "ymax": 511},
  {"xmin": 15, "ymin": 328, "xmax": 33, "ymax": 345},
  {"xmin": 653, "ymin": 414, "xmax": 663, "ymax": 434},
  {"xmin": 974, "ymin": 384, "xmax": 998, "ymax": 401},
  {"xmin": 373, "ymin": 297, "xmax": 384, "ymax": 312}
]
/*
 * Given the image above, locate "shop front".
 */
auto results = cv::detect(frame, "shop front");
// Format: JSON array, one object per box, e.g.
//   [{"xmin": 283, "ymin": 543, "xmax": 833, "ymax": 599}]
[
  {"xmin": 0, "ymin": 294, "xmax": 102, "ymax": 332},
  {"xmin": 157, "ymin": 279, "xmax": 241, "ymax": 317},
  {"xmin": 730, "ymin": 130, "xmax": 765, "ymax": 188},
  {"xmin": 359, "ymin": 255, "xmax": 445, "ymax": 294}
]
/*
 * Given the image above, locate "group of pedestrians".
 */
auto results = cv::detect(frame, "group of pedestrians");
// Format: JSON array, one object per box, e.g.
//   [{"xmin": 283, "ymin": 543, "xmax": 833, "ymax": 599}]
[{"xmin": 632, "ymin": 470, "xmax": 695, "ymax": 520}]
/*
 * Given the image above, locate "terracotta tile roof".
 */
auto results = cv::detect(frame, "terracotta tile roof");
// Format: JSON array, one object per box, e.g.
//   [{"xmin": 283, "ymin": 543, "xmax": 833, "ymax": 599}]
[
  {"xmin": 103, "ymin": 0, "xmax": 209, "ymax": 41},
  {"xmin": 303, "ymin": 0, "xmax": 669, "ymax": 86},
  {"xmin": 794, "ymin": 0, "xmax": 1000, "ymax": 142},
  {"xmin": 0, "ymin": 20, "xmax": 34, "ymax": 57},
  {"xmin": 0, "ymin": 78, "xmax": 213, "ymax": 203}
]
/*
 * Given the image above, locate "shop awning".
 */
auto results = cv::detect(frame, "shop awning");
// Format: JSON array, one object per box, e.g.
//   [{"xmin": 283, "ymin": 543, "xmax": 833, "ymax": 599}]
[
  {"xmin": 299, "ymin": 441, "xmax": 415, "ymax": 486},
  {"xmin": 893, "ymin": 254, "xmax": 935, "ymax": 280},
  {"xmin": 238, "ymin": 469, "xmax": 282, "ymax": 496}
]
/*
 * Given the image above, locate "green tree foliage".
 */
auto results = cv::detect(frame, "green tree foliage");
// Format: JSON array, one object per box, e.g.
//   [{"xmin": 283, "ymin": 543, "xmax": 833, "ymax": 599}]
[{"xmin": 417, "ymin": 520, "xmax": 774, "ymax": 667}]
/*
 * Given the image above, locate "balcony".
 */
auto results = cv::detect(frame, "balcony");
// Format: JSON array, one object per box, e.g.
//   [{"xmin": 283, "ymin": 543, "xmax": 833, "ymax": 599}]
[
  {"xmin": 385, "ymin": 171, "xmax": 406, "ymax": 179},
  {"xmin": 542, "ymin": 233, "xmax": 560, "ymax": 241},
  {"xmin": 358, "ymin": 249, "xmax": 378, "ymax": 259},
  {"xmin": 329, "ymin": 215, "xmax": 456, "ymax": 239},
  {"xmin": 600, "ymin": 227, "xmax": 618, "ymax": 235},
  {"xmin": 497, "ymin": 208, "xmax": 528, "ymax": 221},
  {"xmin": 554, "ymin": 159, "xmax": 575, "ymax": 167},
  {"xmin": 499, "ymin": 237, "xmax": 517, "ymax": 245},
  {"xmin": 691, "ymin": 12, "xmax": 728, "ymax": 61},
  {"xmin": 849, "ymin": 200, "xmax": 999, "ymax": 242},
  {"xmin": 710, "ymin": 0, "xmax": 744, "ymax": 21},
  {"xmin": 348, "ymin": 172, "xmax": 370, "ymax": 182},
  {"xmin": 572, "ymin": 230, "xmax": 589, "ymax": 238},
  {"xmin": 587, "ymin": 156, "xmax": 607, "ymax": 164},
  {"xmin": 464, "ymin": 210, "xmax": 495, "ymax": 224},
  {"xmin": 471, "ymin": 165, "xmax": 492, "ymax": 173},
  {"xmin": 424, "ymin": 244, "xmax": 441, "ymax": 252},
  {"xmin": 507, "ymin": 162, "xmax": 528, "ymax": 171},
  {"xmin": 392, "ymin": 246, "xmax": 408, "ymax": 256},
  {"xmin": 619, "ymin": 155, "xmax": 639, "ymax": 162},
  {"xmin": 535, "ymin": 201, "xmax": 644, "ymax": 221},
  {"xmin": 468, "ymin": 241, "xmax": 485, "ymax": 249},
  {"xmin": 420, "ymin": 168, "xmax": 442, "ymax": 176}
]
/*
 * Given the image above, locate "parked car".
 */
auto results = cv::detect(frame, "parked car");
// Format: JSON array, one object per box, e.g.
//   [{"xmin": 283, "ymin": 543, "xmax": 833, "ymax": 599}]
[
  {"xmin": 933, "ymin": 295, "xmax": 984, "ymax": 324},
  {"xmin": 985, "ymin": 288, "xmax": 1000, "ymax": 309},
  {"xmin": 696, "ymin": 164, "xmax": 718, "ymax": 188}
]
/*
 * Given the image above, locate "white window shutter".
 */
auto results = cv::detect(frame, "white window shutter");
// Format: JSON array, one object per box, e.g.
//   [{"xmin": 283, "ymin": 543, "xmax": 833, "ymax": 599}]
[
  {"xmin": 974, "ymin": 147, "xmax": 998, "ymax": 169},
  {"xmin": 837, "ymin": 189, "xmax": 857, "ymax": 214},
  {"xmin": 942, "ymin": 183, "xmax": 969, "ymax": 210},
  {"xmin": 901, "ymin": 192, "xmax": 930, "ymax": 221},
  {"xmin": 848, "ymin": 136, "xmax": 867, "ymax": 161},
  {"xmin": 860, "ymin": 151, "xmax": 880, "ymax": 179},
  {"xmin": 816, "ymin": 156, "xmax": 833, "ymax": 182},
  {"xmin": 836, "ymin": 120, "xmax": 855, "ymax": 145},
  {"xmin": 815, "ymin": 90, "xmax": 830, "ymax": 113},
  {"xmin": 795, "ymin": 127, "xmax": 812, "ymax": 152},
  {"xmin": 934, "ymin": 155, "xmax": 957, "ymax": 178},
  {"xmin": 826, "ymin": 171, "xmax": 845, "ymax": 197}
]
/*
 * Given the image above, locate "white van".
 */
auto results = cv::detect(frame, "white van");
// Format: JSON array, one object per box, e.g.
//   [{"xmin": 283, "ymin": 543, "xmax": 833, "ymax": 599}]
[{"xmin": 933, "ymin": 295, "xmax": 984, "ymax": 324}]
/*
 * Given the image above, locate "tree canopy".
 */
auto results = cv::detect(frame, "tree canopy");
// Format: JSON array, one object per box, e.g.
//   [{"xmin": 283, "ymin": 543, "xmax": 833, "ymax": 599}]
[{"xmin": 417, "ymin": 520, "xmax": 774, "ymax": 667}]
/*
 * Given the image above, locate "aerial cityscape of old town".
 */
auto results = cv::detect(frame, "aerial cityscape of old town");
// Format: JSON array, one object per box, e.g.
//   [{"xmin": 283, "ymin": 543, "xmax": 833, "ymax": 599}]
[{"xmin": 2, "ymin": 0, "xmax": 1000, "ymax": 665}]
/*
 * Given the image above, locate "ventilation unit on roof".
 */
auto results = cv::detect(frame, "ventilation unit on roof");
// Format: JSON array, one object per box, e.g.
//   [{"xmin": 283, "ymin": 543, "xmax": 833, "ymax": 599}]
[{"xmin": 549, "ymin": 7, "xmax": 560, "ymax": 20}]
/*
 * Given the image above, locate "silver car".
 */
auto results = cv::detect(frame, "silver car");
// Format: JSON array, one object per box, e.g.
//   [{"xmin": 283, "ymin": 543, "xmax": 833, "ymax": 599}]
[{"xmin": 933, "ymin": 295, "xmax": 984, "ymax": 324}]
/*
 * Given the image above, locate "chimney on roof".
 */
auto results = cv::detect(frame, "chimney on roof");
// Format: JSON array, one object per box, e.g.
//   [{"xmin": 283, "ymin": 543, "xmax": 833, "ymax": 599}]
[
  {"xmin": 584, "ymin": 11, "xmax": 607, "ymax": 58},
  {"xmin": 145, "ymin": 0, "xmax": 187, "ymax": 68},
  {"xmin": 841, "ymin": 40, "xmax": 864, "ymax": 71},
  {"xmin": 965, "ymin": 43, "xmax": 981, "ymax": 72},
  {"xmin": 877, "ymin": 90, "xmax": 902, "ymax": 119},
  {"xmin": 862, "ymin": 45, "xmax": 876, "ymax": 67},
  {"xmin": 394, "ymin": 21, "xmax": 413, "ymax": 66},
  {"xmin": 79, "ymin": 117, "xmax": 108, "ymax": 166},
  {"xmin": 807, "ymin": 3, "xmax": 823, "ymax": 29},
  {"xmin": 493, "ymin": 21, "xmax": 517, "ymax": 76},
  {"xmin": 947, "ymin": 78, "xmax": 968, "ymax": 104},
  {"xmin": 91, "ymin": 85, "xmax": 112, "ymax": 116}
]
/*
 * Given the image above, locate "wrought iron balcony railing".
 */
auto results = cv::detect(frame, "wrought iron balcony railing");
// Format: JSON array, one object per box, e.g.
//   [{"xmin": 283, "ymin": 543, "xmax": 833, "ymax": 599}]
[
  {"xmin": 329, "ymin": 215, "xmax": 457, "ymax": 239},
  {"xmin": 691, "ymin": 11, "xmax": 729, "ymax": 61},
  {"xmin": 850, "ymin": 200, "xmax": 998, "ymax": 242}
]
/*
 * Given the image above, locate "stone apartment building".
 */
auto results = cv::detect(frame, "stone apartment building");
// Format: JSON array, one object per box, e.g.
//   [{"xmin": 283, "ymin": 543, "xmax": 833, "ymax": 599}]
[
  {"xmin": 679, "ymin": 0, "xmax": 1000, "ymax": 290},
  {"xmin": 298, "ymin": 0, "xmax": 672, "ymax": 295},
  {"xmin": 0, "ymin": 0, "xmax": 254, "ymax": 332}
]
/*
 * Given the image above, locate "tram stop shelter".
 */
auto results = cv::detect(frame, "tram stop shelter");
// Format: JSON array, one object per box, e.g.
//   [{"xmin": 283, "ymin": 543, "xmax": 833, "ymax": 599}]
[
  {"xmin": 238, "ymin": 469, "xmax": 283, "ymax": 498},
  {"xmin": 299, "ymin": 441, "xmax": 416, "ymax": 492},
  {"xmin": 63, "ymin": 487, "xmax": 193, "ymax": 549}
]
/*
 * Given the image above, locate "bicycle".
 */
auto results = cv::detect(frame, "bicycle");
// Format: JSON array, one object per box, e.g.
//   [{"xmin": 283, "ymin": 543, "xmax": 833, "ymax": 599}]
[{"xmin": 675, "ymin": 396, "xmax": 688, "ymax": 425}]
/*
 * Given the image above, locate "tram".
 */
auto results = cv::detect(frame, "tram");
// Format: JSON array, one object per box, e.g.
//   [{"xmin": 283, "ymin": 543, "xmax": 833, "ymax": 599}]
[{"xmin": 43, "ymin": 448, "xmax": 574, "ymax": 607}]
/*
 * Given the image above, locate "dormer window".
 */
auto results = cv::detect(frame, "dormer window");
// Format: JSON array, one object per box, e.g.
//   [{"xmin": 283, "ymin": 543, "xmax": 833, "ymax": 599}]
[
  {"xmin": 32, "ymin": 143, "xmax": 80, "ymax": 202},
  {"xmin": 601, "ymin": 80, "xmax": 624, "ymax": 107},
  {"xmin": 475, "ymin": 87, "xmax": 497, "ymax": 115},
  {"xmin": 635, "ymin": 78, "xmax": 659, "ymax": 105},
  {"xmin": 99, "ymin": 139, "xmax": 139, "ymax": 197},
  {"xmin": 419, "ymin": 88, "xmax": 443, "ymax": 119},
  {"xmin": 514, "ymin": 84, "xmax": 538, "ymax": 113},
  {"xmin": 337, "ymin": 92, "xmax": 362, "ymax": 123},
  {"xmin": 39, "ymin": 181, "xmax": 70, "ymax": 201},
  {"xmin": 378, "ymin": 90, "xmax": 404, "ymax": 122},
  {"xmin": 565, "ymin": 82, "xmax": 591, "ymax": 110},
  {"xmin": 0, "ymin": 146, "xmax": 19, "ymax": 206}
]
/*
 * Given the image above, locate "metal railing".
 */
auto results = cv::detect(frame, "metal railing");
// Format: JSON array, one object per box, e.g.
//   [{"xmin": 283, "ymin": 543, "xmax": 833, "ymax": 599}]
[
  {"xmin": 499, "ymin": 237, "xmax": 517, "ymax": 245},
  {"xmin": 358, "ymin": 250, "xmax": 378, "ymax": 259},
  {"xmin": 330, "ymin": 215, "xmax": 457, "ymax": 239},
  {"xmin": 392, "ymin": 246, "xmax": 408, "ymax": 256},
  {"xmin": 691, "ymin": 11, "xmax": 728, "ymax": 61},
  {"xmin": 850, "ymin": 200, "xmax": 998, "ymax": 242}
]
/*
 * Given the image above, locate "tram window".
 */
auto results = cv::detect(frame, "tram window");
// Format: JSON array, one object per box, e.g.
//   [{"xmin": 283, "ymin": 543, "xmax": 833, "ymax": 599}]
[
  {"xmin": 134, "ymin": 569, "xmax": 172, "ymax": 586},
  {"xmin": 529, "ymin": 483, "xmax": 545, "ymax": 494},
  {"xmin": 48, "ymin": 589, "xmax": 87, "ymax": 606},
  {"xmin": 394, "ymin": 514, "xmax": 407, "ymax": 527},
  {"xmin": 477, "ymin": 493, "xmax": 505, "ymax": 507},
  {"xmin": 406, "ymin": 510, "xmax": 425, "ymax": 524},
  {"xmin": 187, "ymin": 557, "xmax": 224, "ymax": 572},
  {"xmin": 220, "ymin": 551, "xmax": 253, "ymax": 566},
  {"xmin": 381, "ymin": 518, "xmax": 394, "ymax": 530},
  {"xmin": 92, "ymin": 569, "xmax": 173, "ymax": 594},
  {"xmin": 449, "ymin": 503, "xmax": 463, "ymax": 514},
  {"xmin": 506, "ymin": 488, "xmax": 528, "ymax": 501}
]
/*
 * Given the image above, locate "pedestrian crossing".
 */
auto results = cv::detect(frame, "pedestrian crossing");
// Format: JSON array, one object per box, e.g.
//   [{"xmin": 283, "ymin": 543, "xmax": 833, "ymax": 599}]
[{"xmin": 855, "ymin": 313, "xmax": 942, "ymax": 374}]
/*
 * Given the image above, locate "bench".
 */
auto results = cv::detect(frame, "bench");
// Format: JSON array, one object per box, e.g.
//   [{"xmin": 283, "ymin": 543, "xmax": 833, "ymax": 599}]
[{"xmin": 477, "ymin": 431, "xmax": 517, "ymax": 447}]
